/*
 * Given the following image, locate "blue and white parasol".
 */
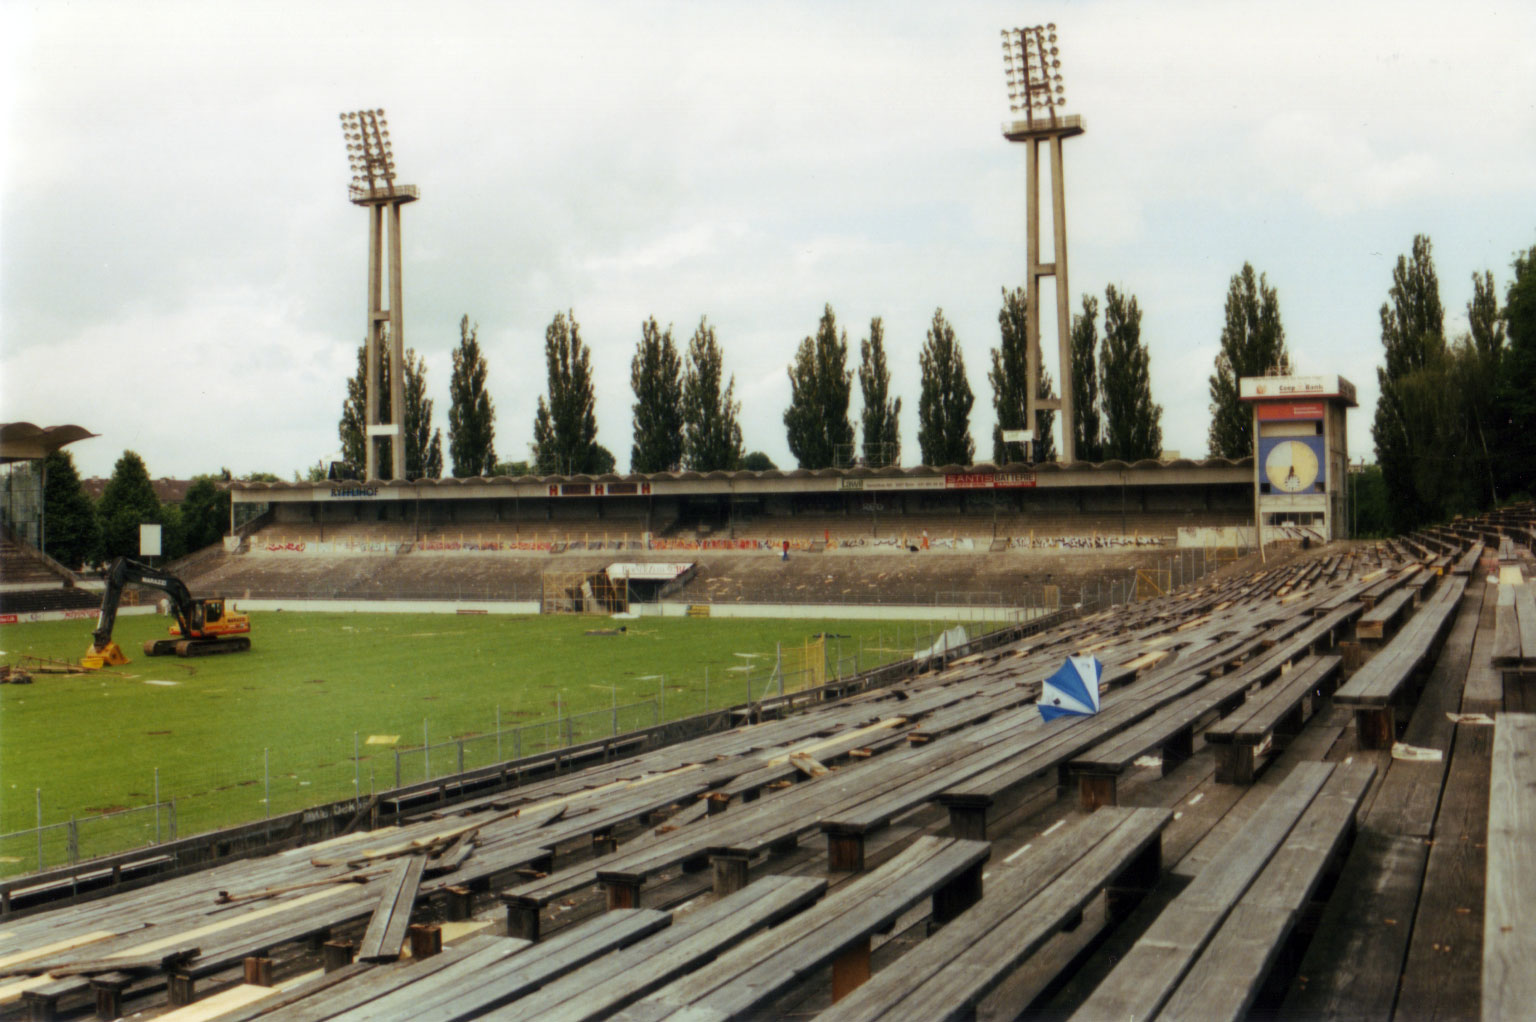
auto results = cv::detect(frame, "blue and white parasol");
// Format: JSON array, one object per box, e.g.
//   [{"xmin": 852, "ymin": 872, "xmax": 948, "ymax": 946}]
[{"xmin": 1039, "ymin": 655, "xmax": 1104, "ymax": 722}]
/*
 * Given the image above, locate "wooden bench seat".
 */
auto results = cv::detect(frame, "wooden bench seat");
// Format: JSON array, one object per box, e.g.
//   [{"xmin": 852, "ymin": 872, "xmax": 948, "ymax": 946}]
[
  {"xmin": 1069, "ymin": 760, "xmax": 1376, "ymax": 1021},
  {"xmin": 815, "ymin": 807, "xmax": 1171, "ymax": 1022},
  {"xmin": 1335, "ymin": 576, "xmax": 1468, "ymax": 748},
  {"xmin": 498, "ymin": 798, "xmax": 711, "ymax": 941},
  {"xmin": 1491, "ymin": 581, "xmax": 1536, "ymax": 667},
  {"xmin": 1356, "ymin": 587, "xmax": 1415, "ymax": 642},
  {"xmin": 608, "ymin": 835, "xmax": 991, "ymax": 1020},
  {"xmin": 1205, "ymin": 655, "xmax": 1343, "ymax": 783},
  {"xmin": 1483, "ymin": 713, "xmax": 1536, "ymax": 1017},
  {"xmin": 484, "ymin": 875, "xmax": 826, "ymax": 1021},
  {"xmin": 323, "ymin": 911, "xmax": 670, "ymax": 1021},
  {"xmin": 19, "ymin": 974, "xmax": 91, "ymax": 1021}
]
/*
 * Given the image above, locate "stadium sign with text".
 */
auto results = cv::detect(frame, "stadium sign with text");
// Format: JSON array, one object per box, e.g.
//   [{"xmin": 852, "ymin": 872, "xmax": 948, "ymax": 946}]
[{"xmin": 944, "ymin": 472, "xmax": 1036, "ymax": 489}]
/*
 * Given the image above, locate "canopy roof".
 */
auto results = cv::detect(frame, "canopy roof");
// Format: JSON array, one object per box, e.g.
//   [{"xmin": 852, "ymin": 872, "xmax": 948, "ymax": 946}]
[{"xmin": 0, "ymin": 422, "xmax": 98, "ymax": 464}]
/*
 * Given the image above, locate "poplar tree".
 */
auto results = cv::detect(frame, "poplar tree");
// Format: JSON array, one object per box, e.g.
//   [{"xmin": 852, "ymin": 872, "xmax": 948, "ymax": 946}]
[
  {"xmin": 532, "ymin": 310, "xmax": 602, "ymax": 475},
  {"xmin": 1207, "ymin": 263, "xmax": 1288, "ymax": 459},
  {"xmin": 858, "ymin": 317, "xmax": 901, "ymax": 467},
  {"xmin": 682, "ymin": 317, "xmax": 744, "ymax": 471},
  {"xmin": 783, "ymin": 304, "xmax": 854, "ymax": 469},
  {"xmin": 1098, "ymin": 285, "xmax": 1162, "ymax": 461},
  {"xmin": 402, "ymin": 348, "xmax": 443, "ymax": 480},
  {"xmin": 1070, "ymin": 294, "xmax": 1103, "ymax": 461},
  {"xmin": 630, "ymin": 317, "xmax": 685, "ymax": 473},
  {"xmin": 916, "ymin": 308, "xmax": 975, "ymax": 466},
  {"xmin": 1371, "ymin": 234, "xmax": 1448, "ymax": 530},
  {"xmin": 338, "ymin": 342, "xmax": 388, "ymax": 479},
  {"xmin": 989, "ymin": 286, "xmax": 1056, "ymax": 463},
  {"xmin": 448, "ymin": 316, "xmax": 497, "ymax": 477}
]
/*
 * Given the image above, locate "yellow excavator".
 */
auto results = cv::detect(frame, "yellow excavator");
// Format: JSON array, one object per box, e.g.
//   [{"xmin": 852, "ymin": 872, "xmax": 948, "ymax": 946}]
[{"xmin": 83, "ymin": 557, "xmax": 252, "ymax": 667}]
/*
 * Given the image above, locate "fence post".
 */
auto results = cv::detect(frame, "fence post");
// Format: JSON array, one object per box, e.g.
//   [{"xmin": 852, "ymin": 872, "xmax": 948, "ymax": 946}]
[
  {"xmin": 264, "ymin": 748, "xmax": 270, "ymax": 819},
  {"xmin": 423, "ymin": 720, "xmax": 430, "ymax": 781},
  {"xmin": 496, "ymin": 705, "xmax": 502, "ymax": 762},
  {"xmin": 354, "ymin": 733, "xmax": 360, "ymax": 795},
  {"xmin": 68, "ymin": 817, "xmax": 78, "ymax": 864},
  {"xmin": 514, "ymin": 728, "xmax": 522, "ymax": 761},
  {"xmin": 704, "ymin": 667, "xmax": 709, "ymax": 712},
  {"xmin": 169, "ymin": 799, "xmax": 177, "ymax": 841},
  {"xmin": 394, "ymin": 750, "xmax": 401, "ymax": 789},
  {"xmin": 35, "ymin": 789, "xmax": 42, "ymax": 871},
  {"xmin": 457, "ymin": 740, "xmax": 465, "ymax": 774},
  {"xmin": 154, "ymin": 767, "xmax": 161, "ymax": 844}
]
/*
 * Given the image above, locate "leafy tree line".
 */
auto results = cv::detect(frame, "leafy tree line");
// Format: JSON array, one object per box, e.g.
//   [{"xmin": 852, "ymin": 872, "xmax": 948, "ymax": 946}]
[
  {"xmin": 1368, "ymin": 232, "xmax": 1535, "ymax": 532},
  {"xmin": 35, "ymin": 450, "xmax": 257, "ymax": 569}
]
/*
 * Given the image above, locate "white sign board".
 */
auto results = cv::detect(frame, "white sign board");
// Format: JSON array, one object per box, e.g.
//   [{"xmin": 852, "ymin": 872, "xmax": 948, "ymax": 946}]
[
  {"xmin": 1001, "ymin": 429, "xmax": 1034, "ymax": 444},
  {"xmin": 140, "ymin": 523, "xmax": 163, "ymax": 557}
]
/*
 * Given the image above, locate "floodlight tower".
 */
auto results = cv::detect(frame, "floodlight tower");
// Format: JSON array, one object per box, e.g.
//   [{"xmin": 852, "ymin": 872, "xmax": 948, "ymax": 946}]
[
  {"xmin": 340, "ymin": 108, "xmax": 418, "ymax": 481},
  {"xmin": 1001, "ymin": 25, "xmax": 1083, "ymax": 463}
]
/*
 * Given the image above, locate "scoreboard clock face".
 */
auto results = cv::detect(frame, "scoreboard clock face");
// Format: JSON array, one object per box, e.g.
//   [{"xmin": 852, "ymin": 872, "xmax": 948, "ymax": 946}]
[{"xmin": 1260, "ymin": 436, "xmax": 1325, "ymax": 493}]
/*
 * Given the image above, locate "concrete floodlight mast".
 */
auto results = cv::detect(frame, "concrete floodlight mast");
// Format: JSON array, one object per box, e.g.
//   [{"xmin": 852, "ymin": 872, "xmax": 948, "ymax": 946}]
[
  {"xmin": 1000, "ymin": 24, "xmax": 1083, "ymax": 463},
  {"xmin": 340, "ymin": 108, "xmax": 419, "ymax": 481}
]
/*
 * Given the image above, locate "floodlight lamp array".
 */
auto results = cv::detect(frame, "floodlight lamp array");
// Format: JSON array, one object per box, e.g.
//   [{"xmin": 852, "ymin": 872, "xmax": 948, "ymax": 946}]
[
  {"xmin": 1000, "ymin": 24, "xmax": 1067, "ymax": 120},
  {"xmin": 339, "ymin": 108, "xmax": 398, "ymax": 193}
]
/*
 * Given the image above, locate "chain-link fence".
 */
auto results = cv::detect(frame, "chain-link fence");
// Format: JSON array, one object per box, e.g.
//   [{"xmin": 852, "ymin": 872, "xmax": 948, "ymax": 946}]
[{"xmin": 0, "ymin": 801, "xmax": 176, "ymax": 874}]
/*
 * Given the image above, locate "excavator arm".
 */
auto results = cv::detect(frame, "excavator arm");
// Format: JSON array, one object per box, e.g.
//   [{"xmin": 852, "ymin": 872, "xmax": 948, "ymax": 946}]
[
  {"xmin": 85, "ymin": 557, "xmax": 248, "ymax": 665},
  {"xmin": 91, "ymin": 557, "xmax": 199, "ymax": 652}
]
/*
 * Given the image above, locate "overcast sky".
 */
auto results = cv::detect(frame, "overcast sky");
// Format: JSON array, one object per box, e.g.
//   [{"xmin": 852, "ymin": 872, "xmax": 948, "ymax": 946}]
[{"xmin": 3, "ymin": 0, "xmax": 1533, "ymax": 482}]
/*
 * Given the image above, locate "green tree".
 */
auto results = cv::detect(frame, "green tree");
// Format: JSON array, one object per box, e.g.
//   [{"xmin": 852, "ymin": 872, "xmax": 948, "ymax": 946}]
[
  {"xmin": 402, "ymin": 348, "xmax": 443, "ymax": 480},
  {"xmin": 178, "ymin": 473, "xmax": 231, "ymax": 554},
  {"xmin": 740, "ymin": 451, "xmax": 778, "ymax": 471},
  {"xmin": 1371, "ymin": 234, "xmax": 1451, "ymax": 530},
  {"xmin": 858, "ymin": 317, "xmax": 901, "ymax": 467},
  {"xmin": 1451, "ymin": 269, "xmax": 1506, "ymax": 507},
  {"xmin": 96, "ymin": 451, "xmax": 163, "ymax": 560},
  {"xmin": 492, "ymin": 460, "xmax": 532, "ymax": 477},
  {"xmin": 448, "ymin": 316, "xmax": 497, "ymax": 477},
  {"xmin": 41, "ymin": 449, "xmax": 100, "ymax": 569},
  {"xmin": 1348, "ymin": 463, "xmax": 1393, "ymax": 537},
  {"xmin": 916, "ymin": 308, "xmax": 975, "ymax": 466},
  {"xmin": 338, "ymin": 342, "xmax": 389, "ymax": 480},
  {"xmin": 989, "ymin": 287, "xmax": 1056, "ymax": 463},
  {"xmin": 1207, "ymin": 264, "xmax": 1288, "ymax": 459},
  {"xmin": 1070, "ymin": 294, "xmax": 1103, "ymax": 462},
  {"xmin": 783, "ymin": 304, "xmax": 854, "ymax": 469},
  {"xmin": 682, "ymin": 317, "xmax": 744, "ymax": 471},
  {"xmin": 532, "ymin": 310, "xmax": 604, "ymax": 475},
  {"xmin": 1496, "ymin": 240, "xmax": 1536, "ymax": 499},
  {"xmin": 1098, "ymin": 285, "xmax": 1162, "ymax": 461},
  {"xmin": 630, "ymin": 317, "xmax": 685, "ymax": 473}
]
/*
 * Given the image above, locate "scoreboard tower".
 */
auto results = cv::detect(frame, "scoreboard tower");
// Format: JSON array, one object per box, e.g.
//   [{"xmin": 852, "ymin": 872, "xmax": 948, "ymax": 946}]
[{"xmin": 1238, "ymin": 373, "xmax": 1357, "ymax": 542}]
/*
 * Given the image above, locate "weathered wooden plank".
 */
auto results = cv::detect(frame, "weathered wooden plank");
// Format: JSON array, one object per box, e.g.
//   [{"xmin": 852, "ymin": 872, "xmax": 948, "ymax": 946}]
[
  {"xmin": 1491, "ymin": 586, "xmax": 1523, "ymax": 667},
  {"xmin": 1066, "ymin": 762, "xmax": 1334, "ymax": 1021},
  {"xmin": 613, "ymin": 836, "xmax": 990, "ymax": 1021},
  {"xmin": 356, "ymin": 855, "xmax": 425, "ymax": 963},
  {"xmin": 1482, "ymin": 713, "xmax": 1536, "ymax": 1021},
  {"xmin": 1277, "ymin": 828, "xmax": 1428, "ymax": 1019},
  {"xmin": 1398, "ymin": 717, "xmax": 1493, "ymax": 1021},
  {"xmin": 500, "ymin": 876, "xmax": 827, "ymax": 1022},
  {"xmin": 1157, "ymin": 763, "xmax": 1375, "ymax": 1022},
  {"xmin": 817, "ymin": 808, "xmax": 1170, "ymax": 1022},
  {"xmin": 1514, "ymin": 584, "xmax": 1536, "ymax": 661}
]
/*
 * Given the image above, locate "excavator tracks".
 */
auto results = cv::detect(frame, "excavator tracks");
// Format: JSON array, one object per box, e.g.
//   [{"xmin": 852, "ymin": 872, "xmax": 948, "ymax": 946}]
[{"xmin": 143, "ymin": 637, "xmax": 252, "ymax": 658}]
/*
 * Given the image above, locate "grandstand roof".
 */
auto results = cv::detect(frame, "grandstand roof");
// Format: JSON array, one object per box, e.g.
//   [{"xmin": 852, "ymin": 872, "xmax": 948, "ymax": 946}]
[
  {"xmin": 0, "ymin": 421, "xmax": 97, "ymax": 463},
  {"xmin": 228, "ymin": 457, "xmax": 1253, "ymax": 501}
]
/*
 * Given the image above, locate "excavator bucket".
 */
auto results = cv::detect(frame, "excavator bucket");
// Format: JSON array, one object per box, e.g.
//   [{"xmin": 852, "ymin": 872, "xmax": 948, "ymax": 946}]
[{"xmin": 82, "ymin": 642, "xmax": 131, "ymax": 669}]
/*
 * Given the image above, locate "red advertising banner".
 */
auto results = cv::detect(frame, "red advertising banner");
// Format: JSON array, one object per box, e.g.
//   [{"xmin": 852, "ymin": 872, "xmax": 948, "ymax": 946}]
[
  {"xmin": 944, "ymin": 471, "xmax": 1036, "ymax": 489},
  {"xmin": 1256, "ymin": 402, "xmax": 1325, "ymax": 421}
]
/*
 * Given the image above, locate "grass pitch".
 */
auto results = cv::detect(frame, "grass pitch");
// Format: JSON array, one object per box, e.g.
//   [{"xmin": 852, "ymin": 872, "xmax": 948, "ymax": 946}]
[{"xmin": 0, "ymin": 610, "xmax": 961, "ymax": 867}]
